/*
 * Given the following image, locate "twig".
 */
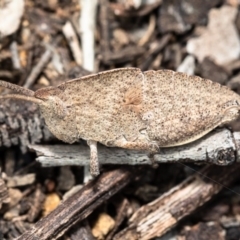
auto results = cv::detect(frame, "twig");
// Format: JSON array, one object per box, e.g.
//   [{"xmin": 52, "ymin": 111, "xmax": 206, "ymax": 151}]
[
  {"xmin": 17, "ymin": 168, "xmax": 133, "ymax": 240},
  {"xmin": 140, "ymin": 33, "xmax": 172, "ymax": 70},
  {"xmin": 30, "ymin": 128, "xmax": 238, "ymax": 167},
  {"xmin": 99, "ymin": 0, "xmax": 110, "ymax": 53},
  {"xmin": 138, "ymin": 14, "xmax": 156, "ymax": 47},
  {"xmin": 62, "ymin": 21, "xmax": 82, "ymax": 66},
  {"xmin": 79, "ymin": 0, "xmax": 98, "ymax": 72},
  {"xmin": 10, "ymin": 41, "xmax": 21, "ymax": 70},
  {"xmin": 114, "ymin": 164, "xmax": 240, "ymax": 240},
  {"xmin": 23, "ymin": 48, "xmax": 52, "ymax": 88}
]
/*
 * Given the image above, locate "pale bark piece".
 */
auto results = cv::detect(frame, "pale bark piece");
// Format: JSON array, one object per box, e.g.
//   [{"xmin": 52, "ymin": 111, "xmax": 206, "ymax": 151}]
[
  {"xmin": 79, "ymin": 0, "xmax": 98, "ymax": 72},
  {"xmin": 187, "ymin": 5, "xmax": 240, "ymax": 66},
  {"xmin": 30, "ymin": 128, "xmax": 238, "ymax": 167},
  {"xmin": 7, "ymin": 173, "xmax": 36, "ymax": 187},
  {"xmin": 62, "ymin": 21, "xmax": 82, "ymax": 66}
]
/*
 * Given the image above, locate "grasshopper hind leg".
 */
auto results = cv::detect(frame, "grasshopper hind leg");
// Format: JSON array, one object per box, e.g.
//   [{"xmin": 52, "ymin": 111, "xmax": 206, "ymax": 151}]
[
  {"xmin": 110, "ymin": 135, "xmax": 160, "ymax": 168},
  {"xmin": 112, "ymin": 136, "xmax": 159, "ymax": 153},
  {"xmin": 219, "ymin": 100, "xmax": 240, "ymax": 125}
]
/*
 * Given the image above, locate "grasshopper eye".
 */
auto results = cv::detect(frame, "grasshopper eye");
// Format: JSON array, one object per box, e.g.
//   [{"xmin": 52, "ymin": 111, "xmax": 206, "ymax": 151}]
[
  {"xmin": 34, "ymin": 89, "xmax": 49, "ymax": 100},
  {"xmin": 35, "ymin": 87, "xmax": 62, "ymax": 100}
]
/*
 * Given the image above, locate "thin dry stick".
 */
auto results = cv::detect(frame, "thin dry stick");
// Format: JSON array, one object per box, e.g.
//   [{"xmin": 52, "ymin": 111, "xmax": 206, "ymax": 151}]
[
  {"xmin": 79, "ymin": 0, "xmax": 98, "ymax": 72},
  {"xmin": 140, "ymin": 33, "xmax": 172, "ymax": 70},
  {"xmin": 138, "ymin": 14, "xmax": 156, "ymax": 46},
  {"xmin": 23, "ymin": 48, "xmax": 52, "ymax": 88},
  {"xmin": 10, "ymin": 41, "xmax": 21, "ymax": 70},
  {"xmin": 99, "ymin": 0, "xmax": 110, "ymax": 53},
  {"xmin": 62, "ymin": 21, "xmax": 82, "ymax": 66}
]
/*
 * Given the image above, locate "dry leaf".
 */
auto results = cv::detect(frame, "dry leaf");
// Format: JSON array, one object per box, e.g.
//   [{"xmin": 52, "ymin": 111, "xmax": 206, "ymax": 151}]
[
  {"xmin": 0, "ymin": 0, "xmax": 25, "ymax": 38},
  {"xmin": 187, "ymin": 5, "xmax": 240, "ymax": 66}
]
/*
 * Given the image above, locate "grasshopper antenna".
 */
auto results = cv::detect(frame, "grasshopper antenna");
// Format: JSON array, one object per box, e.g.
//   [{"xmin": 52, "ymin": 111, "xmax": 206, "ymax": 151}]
[
  {"xmin": 0, "ymin": 80, "xmax": 43, "ymax": 105},
  {"xmin": 0, "ymin": 94, "xmax": 42, "ymax": 105},
  {"xmin": 0, "ymin": 80, "xmax": 35, "ymax": 97}
]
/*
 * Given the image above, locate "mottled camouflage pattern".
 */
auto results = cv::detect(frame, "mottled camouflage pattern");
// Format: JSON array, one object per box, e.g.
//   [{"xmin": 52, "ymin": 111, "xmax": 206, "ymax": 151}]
[{"xmin": 35, "ymin": 68, "xmax": 240, "ymax": 150}]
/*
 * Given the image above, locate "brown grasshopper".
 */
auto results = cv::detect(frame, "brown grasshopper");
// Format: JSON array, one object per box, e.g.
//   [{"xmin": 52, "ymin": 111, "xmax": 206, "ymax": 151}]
[{"xmin": 1, "ymin": 68, "xmax": 240, "ymax": 176}]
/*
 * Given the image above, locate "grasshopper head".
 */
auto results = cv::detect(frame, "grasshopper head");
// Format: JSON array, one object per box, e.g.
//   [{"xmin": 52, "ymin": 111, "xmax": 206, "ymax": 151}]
[
  {"xmin": 0, "ymin": 81, "xmax": 79, "ymax": 144},
  {"xmin": 34, "ymin": 86, "xmax": 79, "ymax": 143}
]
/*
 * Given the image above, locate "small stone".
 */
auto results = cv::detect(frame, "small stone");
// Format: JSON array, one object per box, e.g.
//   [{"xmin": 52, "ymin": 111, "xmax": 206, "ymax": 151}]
[
  {"xmin": 42, "ymin": 193, "xmax": 61, "ymax": 217},
  {"xmin": 92, "ymin": 213, "xmax": 115, "ymax": 240}
]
